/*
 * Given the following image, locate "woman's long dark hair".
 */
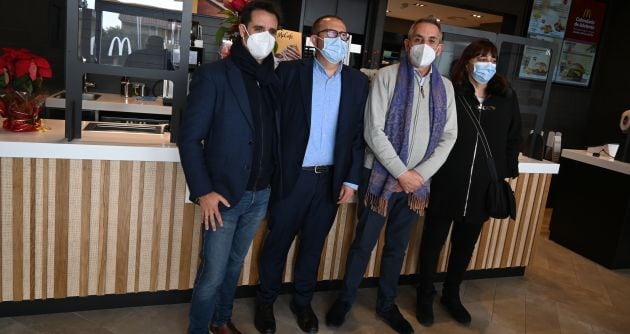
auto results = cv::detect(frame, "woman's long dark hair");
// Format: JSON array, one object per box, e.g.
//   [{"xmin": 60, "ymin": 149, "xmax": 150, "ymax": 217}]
[{"xmin": 450, "ymin": 39, "xmax": 510, "ymax": 96}]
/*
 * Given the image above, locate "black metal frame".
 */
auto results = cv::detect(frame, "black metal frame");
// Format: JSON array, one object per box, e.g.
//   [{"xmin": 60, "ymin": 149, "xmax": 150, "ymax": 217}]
[{"xmin": 64, "ymin": 0, "xmax": 193, "ymax": 142}]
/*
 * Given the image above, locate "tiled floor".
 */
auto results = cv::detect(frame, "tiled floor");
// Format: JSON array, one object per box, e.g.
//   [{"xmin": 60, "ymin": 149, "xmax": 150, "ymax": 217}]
[{"xmin": 2, "ymin": 229, "xmax": 630, "ymax": 333}]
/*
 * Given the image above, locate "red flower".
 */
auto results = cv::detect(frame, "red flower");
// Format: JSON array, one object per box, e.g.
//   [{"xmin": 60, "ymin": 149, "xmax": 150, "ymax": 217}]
[
  {"xmin": 0, "ymin": 48, "xmax": 52, "ymax": 94},
  {"xmin": 224, "ymin": 0, "xmax": 249, "ymax": 13}
]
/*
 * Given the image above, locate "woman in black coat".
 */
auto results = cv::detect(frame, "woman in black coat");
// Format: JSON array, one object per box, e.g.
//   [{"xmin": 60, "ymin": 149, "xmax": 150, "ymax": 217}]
[{"xmin": 416, "ymin": 39, "xmax": 522, "ymax": 326}]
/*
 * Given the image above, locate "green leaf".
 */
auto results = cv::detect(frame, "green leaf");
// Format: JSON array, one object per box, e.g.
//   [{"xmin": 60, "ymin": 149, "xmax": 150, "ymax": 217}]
[
  {"xmin": 221, "ymin": 9, "xmax": 235, "ymax": 16},
  {"xmin": 215, "ymin": 26, "xmax": 228, "ymax": 45}
]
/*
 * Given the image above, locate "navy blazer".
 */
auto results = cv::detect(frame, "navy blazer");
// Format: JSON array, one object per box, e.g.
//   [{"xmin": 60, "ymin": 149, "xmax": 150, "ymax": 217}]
[
  {"xmin": 275, "ymin": 58, "xmax": 369, "ymax": 201},
  {"xmin": 178, "ymin": 57, "xmax": 280, "ymax": 206}
]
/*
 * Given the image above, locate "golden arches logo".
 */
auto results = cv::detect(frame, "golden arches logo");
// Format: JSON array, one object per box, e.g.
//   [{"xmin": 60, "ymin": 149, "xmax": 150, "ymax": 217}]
[{"xmin": 582, "ymin": 8, "xmax": 592, "ymax": 19}]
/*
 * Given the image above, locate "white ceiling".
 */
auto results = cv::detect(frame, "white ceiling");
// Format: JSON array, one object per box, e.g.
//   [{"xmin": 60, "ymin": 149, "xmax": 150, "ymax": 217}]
[{"xmin": 386, "ymin": 0, "xmax": 503, "ymax": 28}]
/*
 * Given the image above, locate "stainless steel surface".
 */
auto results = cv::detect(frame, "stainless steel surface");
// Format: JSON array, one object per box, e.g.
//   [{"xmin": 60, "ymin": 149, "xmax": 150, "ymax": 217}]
[
  {"xmin": 54, "ymin": 92, "xmax": 102, "ymax": 100},
  {"xmin": 83, "ymin": 121, "xmax": 166, "ymax": 134}
]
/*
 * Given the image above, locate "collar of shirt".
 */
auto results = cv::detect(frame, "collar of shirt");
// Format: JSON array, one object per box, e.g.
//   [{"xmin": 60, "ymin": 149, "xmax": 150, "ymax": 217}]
[
  {"xmin": 413, "ymin": 66, "xmax": 432, "ymax": 87},
  {"xmin": 314, "ymin": 58, "xmax": 343, "ymax": 78}
]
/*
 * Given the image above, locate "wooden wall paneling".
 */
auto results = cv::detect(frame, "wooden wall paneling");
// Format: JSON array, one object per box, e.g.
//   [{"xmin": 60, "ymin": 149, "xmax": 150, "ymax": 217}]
[
  {"xmin": 115, "ymin": 161, "xmax": 133, "ymax": 294},
  {"xmin": 97, "ymin": 160, "xmax": 110, "ymax": 295},
  {"xmin": 79, "ymin": 160, "xmax": 92, "ymax": 296},
  {"xmin": 53, "ymin": 159, "xmax": 70, "ymax": 298},
  {"xmin": 1, "ymin": 158, "xmax": 9, "ymax": 301},
  {"xmin": 66, "ymin": 159, "xmax": 82, "ymax": 297},
  {"xmin": 29, "ymin": 158, "xmax": 37, "ymax": 300},
  {"xmin": 133, "ymin": 161, "xmax": 146, "ymax": 292},
  {"xmin": 12, "ymin": 158, "xmax": 23, "ymax": 301}
]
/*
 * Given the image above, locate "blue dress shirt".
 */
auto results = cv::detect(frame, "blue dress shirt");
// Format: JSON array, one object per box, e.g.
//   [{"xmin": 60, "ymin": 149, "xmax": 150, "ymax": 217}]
[{"xmin": 302, "ymin": 59, "xmax": 357, "ymax": 190}]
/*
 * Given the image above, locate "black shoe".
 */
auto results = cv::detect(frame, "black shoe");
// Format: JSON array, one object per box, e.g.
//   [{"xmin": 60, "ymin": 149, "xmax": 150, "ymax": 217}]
[
  {"xmin": 376, "ymin": 304, "xmax": 414, "ymax": 334},
  {"xmin": 254, "ymin": 303, "xmax": 276, "ymax": 334},
  {"xmin": 290, "ymin": 300, "xmax": 319, "ymax": 333},
  {"xmin": 325, "ymin": 299, "xmax": 351, "ymax": 327},
  {"xmin": 416, "ymin": 288, "xmax": 435, "ymax": 327},
  {"xmin": 440, "ymin": 288, "xmax": 471, "ymax": 325}
]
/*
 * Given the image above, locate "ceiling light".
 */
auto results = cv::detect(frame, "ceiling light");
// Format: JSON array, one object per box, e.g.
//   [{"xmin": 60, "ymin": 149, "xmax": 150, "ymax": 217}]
[
  {"xmin": 415, "ymin": 3, "xmax": 425, "ymax": 6},
  {"xmin": 472, "ymin": 14, "xmax": 482, "ymax": 18},
  {"xmin": 386, "ymin": 9, "xmax": 391, "ymax": 13},
  {"xmin": 436, "ymin": 18, "xmax": 441, "ymax": 22}
]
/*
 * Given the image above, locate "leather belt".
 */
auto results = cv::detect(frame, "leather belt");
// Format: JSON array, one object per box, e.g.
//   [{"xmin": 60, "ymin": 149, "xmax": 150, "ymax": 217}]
[{"xmin": 302, "ymin": 165, "xmax": 332, "ymax": 174}]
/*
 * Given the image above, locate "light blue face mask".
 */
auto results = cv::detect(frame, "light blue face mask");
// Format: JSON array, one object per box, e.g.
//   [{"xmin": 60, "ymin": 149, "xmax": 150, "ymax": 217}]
[
  {"xmin": 317, "ymin": 36, "xmax": 348, "ymax": 64},
  {"xmin": 471, "ymin": 62, "xmax": 497, "ymax": 84}
]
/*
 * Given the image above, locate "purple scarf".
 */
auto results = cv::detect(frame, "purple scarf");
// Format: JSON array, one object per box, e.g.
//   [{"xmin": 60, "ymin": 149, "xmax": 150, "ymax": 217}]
[{"xmin": 365, "ymin": 58, "xmax": 448, "ymax": 216}]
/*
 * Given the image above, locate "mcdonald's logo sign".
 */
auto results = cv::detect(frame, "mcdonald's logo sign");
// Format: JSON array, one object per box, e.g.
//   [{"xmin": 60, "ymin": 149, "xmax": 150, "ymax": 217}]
[
  {"xmin": 108, "ymin": 36, "xmax": 132, "ymax": 57},
  {"xmin": 582, "ymin": 8, "xmax": 592, "ymax": 19}
]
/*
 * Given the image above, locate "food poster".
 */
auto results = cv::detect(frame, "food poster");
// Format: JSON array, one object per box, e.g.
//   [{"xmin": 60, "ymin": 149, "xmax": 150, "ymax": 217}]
[
  {"xmin": 553, "ymin": 40, "xmax": 596, "ymax": 86},
  {"xmin": 275, "ymin": 29, "xmax": 302, "ymax": 60},
  {"xmin": 528, "ymin": 0, "xmax": 572, "ymax": 39},
  {"xmin": 518, "ymin": 45, "xmax": 553, "ymax": 81}
]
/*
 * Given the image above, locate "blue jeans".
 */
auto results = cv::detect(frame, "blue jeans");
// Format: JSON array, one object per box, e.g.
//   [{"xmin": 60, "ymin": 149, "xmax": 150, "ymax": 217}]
[{"xmin": 187, "ymin": 188, "xmax": 270, "ymax": 334}]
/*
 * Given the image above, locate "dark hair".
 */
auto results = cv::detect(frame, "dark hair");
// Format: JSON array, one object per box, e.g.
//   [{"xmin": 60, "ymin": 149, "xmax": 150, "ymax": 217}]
[
  {"xmin": 450, "ymin": 39, "xmax": 509, "ymax": 96},
  {"xmin": 239, "ymin": 1, "xmax": 281, "ymax": 27},
  {"xmin": 312, "ymin": 15, "xmax": 345, "ymax": 34},
  {"xmin": 408, "ymin": 15, "xmax": 442, "ymax": 40}
]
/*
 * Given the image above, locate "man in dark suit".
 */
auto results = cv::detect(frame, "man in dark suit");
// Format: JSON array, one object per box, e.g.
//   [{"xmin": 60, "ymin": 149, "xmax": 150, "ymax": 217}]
[
  {"xmin": 178, "ymin": 2, "xmax": 281, "ymax": 334},
  {"xmin": 254, "ymin": 15, "xmax": 369, "ymax": 334}
]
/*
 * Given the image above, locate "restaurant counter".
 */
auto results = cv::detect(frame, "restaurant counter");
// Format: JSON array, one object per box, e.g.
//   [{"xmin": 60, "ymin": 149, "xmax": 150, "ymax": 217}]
[{"xmin": 0, "ymin": 119, "xmax": 558, "ymax": 307}]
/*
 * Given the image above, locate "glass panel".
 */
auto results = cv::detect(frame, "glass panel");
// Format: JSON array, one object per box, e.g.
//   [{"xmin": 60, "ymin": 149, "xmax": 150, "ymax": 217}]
[
  {"xmin": 437, "ymin": 31, "xmax": 491, "ymax": 79},
  {"xmin": 78, "ymin": 0, "xmax": 183, "ymax": 70},
  {"xmin": 498, "ymin": 41, "xmax": 553, "ymax": 136}
]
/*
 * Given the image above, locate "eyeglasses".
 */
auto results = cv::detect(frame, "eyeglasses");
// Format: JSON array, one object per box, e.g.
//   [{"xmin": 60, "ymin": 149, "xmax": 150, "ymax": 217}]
[{"xmin": 317, "ymin": 29, "xmax": 351, "ymax": 41}]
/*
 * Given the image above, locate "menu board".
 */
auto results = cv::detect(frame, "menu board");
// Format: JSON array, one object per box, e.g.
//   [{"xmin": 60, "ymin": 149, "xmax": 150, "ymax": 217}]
[
  {"xmin": 553, "ymin": 40, "xmax": 596, "ymax": 86},
  {"xmin": 527, "ymin": 0, "xmax": 573, "ymax": 39},
  {"xmin": 519, "ymin": 46, "xmax": 553, "ymax": 81},
  {"xmin": 524, "ymin": 0, "xmax": 606, "ymax": 87}
]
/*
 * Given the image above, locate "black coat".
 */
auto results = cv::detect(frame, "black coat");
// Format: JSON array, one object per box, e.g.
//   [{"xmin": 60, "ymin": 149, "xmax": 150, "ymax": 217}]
[
  {"xmin": 274, "ymin": 58, "xmax": 368, "ymax": 202},
  {"xmin": 178, "ymin": 58, "xmax": 281, "ymax": 205},
  {"xmin": 427, "ymin": 81, "xmax": 522, "ymax": 222}
]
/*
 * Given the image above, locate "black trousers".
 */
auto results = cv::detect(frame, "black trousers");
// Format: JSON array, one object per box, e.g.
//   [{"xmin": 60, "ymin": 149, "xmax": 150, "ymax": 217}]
[
  {"xmin": 256, "ymin": 169, "xmax": 338, "ymax": 307},
  {"xmin": 417, "ymin": 214, "xmax": 485, "ymax": 292}
]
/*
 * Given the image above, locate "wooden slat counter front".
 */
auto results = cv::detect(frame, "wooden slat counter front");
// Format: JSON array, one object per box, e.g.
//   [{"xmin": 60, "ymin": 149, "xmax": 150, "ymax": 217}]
[{"xmin": 0, "ymin": 120, "xmax": 559, "ymax": 303}]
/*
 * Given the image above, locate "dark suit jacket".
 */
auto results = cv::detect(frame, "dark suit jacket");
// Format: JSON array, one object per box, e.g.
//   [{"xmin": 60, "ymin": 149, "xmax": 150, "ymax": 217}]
[
  {"xmin": 274, "ymin": 58, "xmax": 369, "ymax": 201},
  {"xmin": 178, "ymin": 57, "xmax": 280, "ymax": 206}
]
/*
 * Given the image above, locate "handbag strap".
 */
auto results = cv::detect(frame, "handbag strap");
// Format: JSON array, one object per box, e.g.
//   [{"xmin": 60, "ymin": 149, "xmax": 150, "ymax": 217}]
[{"xmin": 457, "ymin": 95, "xmax": 500, "ymax": 182}]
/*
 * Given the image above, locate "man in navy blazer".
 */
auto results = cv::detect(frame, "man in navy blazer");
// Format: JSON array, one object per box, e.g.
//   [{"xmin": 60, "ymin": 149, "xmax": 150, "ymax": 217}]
[
  {"xmin": 178, "ymin": 2, "xmax": 282, "ymax": 334},
  {"xmin": 254, "ymin": 15, "xmax": 369, "ymax": 334}
]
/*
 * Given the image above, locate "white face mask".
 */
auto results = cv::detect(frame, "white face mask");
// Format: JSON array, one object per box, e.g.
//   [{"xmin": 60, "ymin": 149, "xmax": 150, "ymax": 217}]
[
  {"xmin": 409, "ymin": 43, "xmax": 436, "ymax": 68},
  {"xmin": 242, "ymin": 25, "xmax": 276, "ymax": 60}
]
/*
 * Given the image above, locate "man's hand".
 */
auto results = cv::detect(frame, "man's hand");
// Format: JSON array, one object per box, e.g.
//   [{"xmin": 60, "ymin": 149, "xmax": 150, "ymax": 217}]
[
  {"xmin": 198, "ymin": 192, "xmax": 231, "ymax": 231},
  {"xmin": 283, "ymin": 45, "xmax": 302, "ymax": 60},
  {"xmin": 337, "ymin": 185, "xmax": 356, "ymax": 204},
  {"xmin": 397, "ymin": 170, "xmax": 424, "ymax": 193}
]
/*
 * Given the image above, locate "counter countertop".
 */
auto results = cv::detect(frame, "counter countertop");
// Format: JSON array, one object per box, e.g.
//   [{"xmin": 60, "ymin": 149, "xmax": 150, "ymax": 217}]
[
  {"xmin": 561, "ymin": 149, "xmax": 630, "ymax": 175},
  {"xmin": 0, "ymin": 119, "xmax": 178, "ymax": 162},
  {"xmin": 0, "ymin": 119, "xmax": 560, "ymax": 173},
  {"xmin": 45, "ymin": 91, "xmax": 172, "ymax": 115}
]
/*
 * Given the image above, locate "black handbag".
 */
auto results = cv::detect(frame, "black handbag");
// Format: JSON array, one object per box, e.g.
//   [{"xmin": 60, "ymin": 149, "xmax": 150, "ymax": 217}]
[{"xmin": 458, "ymin": 95, "xmax": 517, "ymax": 220}]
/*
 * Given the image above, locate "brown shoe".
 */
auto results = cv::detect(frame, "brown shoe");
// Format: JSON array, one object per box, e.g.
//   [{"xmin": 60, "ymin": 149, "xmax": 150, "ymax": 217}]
[{"xmin": 210, "ymin": 321, "xmax": 242, "ymax": 334}]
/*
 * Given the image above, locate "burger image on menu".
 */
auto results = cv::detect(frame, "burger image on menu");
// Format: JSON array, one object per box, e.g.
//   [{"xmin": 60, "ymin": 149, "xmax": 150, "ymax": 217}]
[
  {"xmin": 560, "ymin": 62, "xmax": 585, "ymax": 81},
  {"xmin": 526, "ymin": 61, "xmax": 548, "ymax": 75}
]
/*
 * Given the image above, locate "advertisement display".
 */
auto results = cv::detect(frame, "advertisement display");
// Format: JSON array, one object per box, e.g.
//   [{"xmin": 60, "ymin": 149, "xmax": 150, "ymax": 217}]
[
  {"xmin": 524, "ymin": 0, "xmax": 606, "ymax": 87},
  {"xmin": 519, "ymin": 45, "xmax": 553, "ymax": 81},
  {"xmin": 564, "ymin": 0, "xmax": 606, "ymax": 44},
  {"xmin": 527, "ymin": 0, "xmax": 573, "ymax": 39},
  {"xmin": 553, "ymin": 40, "xmax": 596, "ymax": 86}
]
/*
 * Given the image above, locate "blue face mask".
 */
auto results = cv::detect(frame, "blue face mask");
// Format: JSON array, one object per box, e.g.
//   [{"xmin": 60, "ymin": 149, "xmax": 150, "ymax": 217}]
[
  {"xmin": 472, "ymin": 62, "xmax": 497, "ymax": 84},
  {"xmin": 317, "ymin": 36, "xmax": 348, "ymax": 64}
]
